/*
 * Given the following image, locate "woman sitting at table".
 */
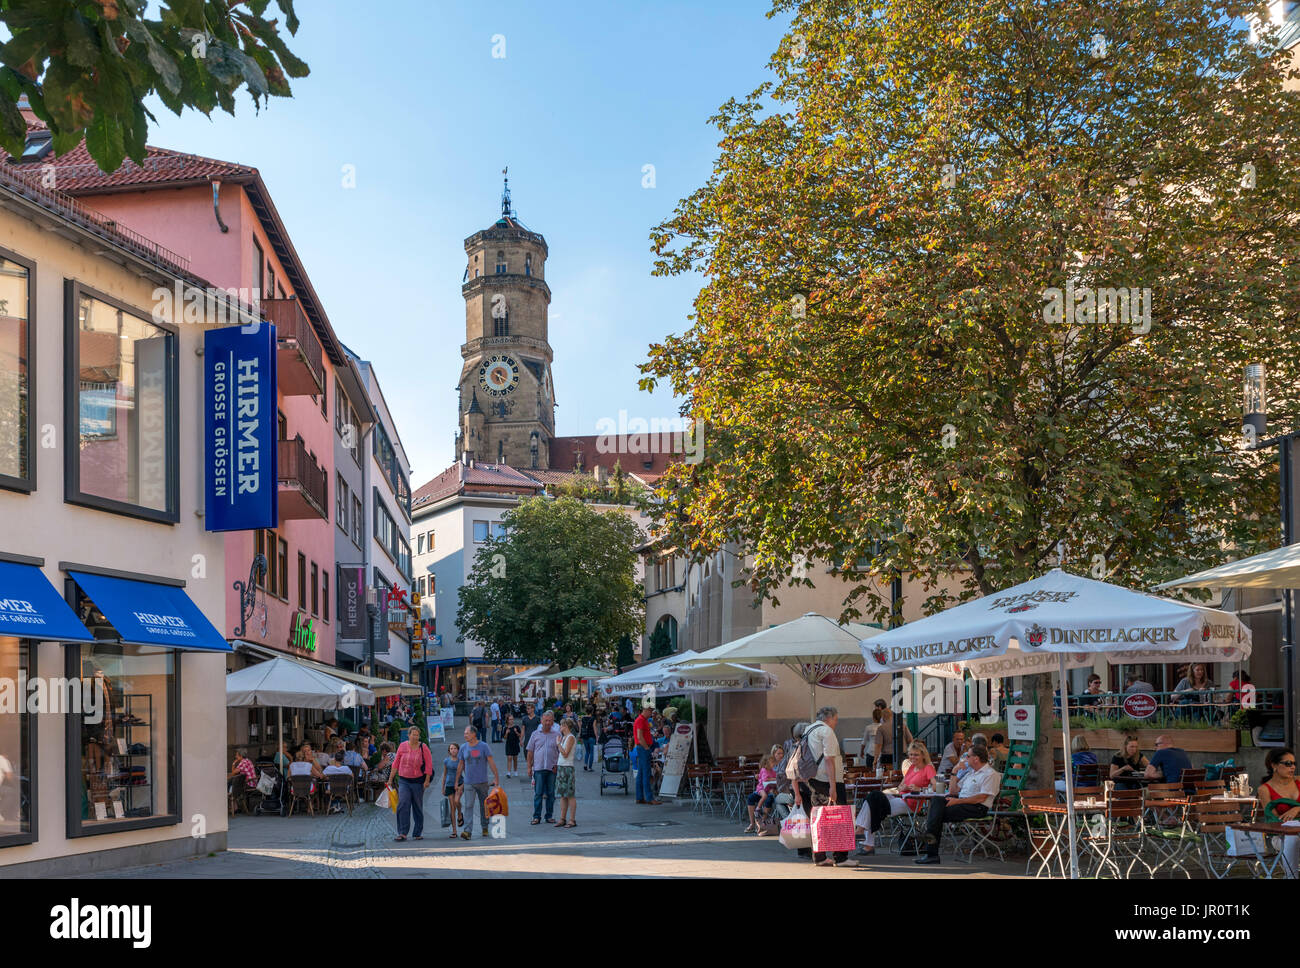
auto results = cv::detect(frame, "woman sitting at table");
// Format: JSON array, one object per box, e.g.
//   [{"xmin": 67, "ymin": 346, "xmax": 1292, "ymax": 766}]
[
  {"xmin": 1054, "ymin": 735, "xmax": 1098, "ymax": 794},
  {"xmin": 1109, "ymin": 737, "xmax": 1148, "ymax": 790},
  {"xmin": 288, "ymin": 747, "xmax": 323, "ymax": 784},
  {"xmin": 852, "ymin": 741, "xmax": 936, "ymax": 856},
  {"xmin": 1173, "ymin": 663, "xmax": 1216, "ymax": 721},
  {"xmin": 368, "ymin": 742, "xmax": 395, "ymax": 788},
  {"xmin": 1259, "ymin": 748, "xmax": 1300, "ymax": 878}
]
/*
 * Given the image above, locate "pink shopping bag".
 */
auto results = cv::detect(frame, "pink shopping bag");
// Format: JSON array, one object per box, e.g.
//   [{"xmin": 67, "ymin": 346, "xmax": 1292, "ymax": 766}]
[{"xmin": 811, "ymin": 804, "xmax": 856, "ymax": 854}]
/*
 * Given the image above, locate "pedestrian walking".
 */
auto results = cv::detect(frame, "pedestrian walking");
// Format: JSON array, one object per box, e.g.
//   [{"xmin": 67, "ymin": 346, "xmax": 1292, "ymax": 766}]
[
  {"xmin": 470, "ymin": 701, "xmax": 488, "ymax": 741},
  {"xmin": 633, "ymin": 702, "xmax": 661, "ymax": 805},
  {"xmin": 521, "ymin": 702, "xmax": 541, "ymax": 747},
  {"xmin": 454, "ymin": 726, "xmax": 500, "ymax": 839},
  {"xmin": 793, "ymin": 707, "xmax": 856, "ymax": 867},
  {"xmin": 580, "ymin": 709, "xmax": 596, "ymax": 771},
  {"xmin": 526, "ymin": 709, "xmax": 561, "ymax": 824},
  {"xmin": 443, "ymin": 742, "xmax": 463, "ymax": 837},
  {"xmin": 555, "ymin": 717, "xmax": 579, "ymax": 827},
  {"xmin": 490, "ymin": 697, "xmax": 502, "ymax": 743},
  {"xmin": 387, "ymin": 725, "xmax": 433, "ymax": 842},
  {"xmin": 503, "ymin": 713, "xmax": 523, "ymax": 777}
]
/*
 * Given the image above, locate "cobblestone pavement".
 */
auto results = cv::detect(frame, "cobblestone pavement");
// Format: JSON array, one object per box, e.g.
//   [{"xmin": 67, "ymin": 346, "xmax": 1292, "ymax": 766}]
[{"xmin": 87, "ymin": 723, "xmax": 1027, "ymax": 879}]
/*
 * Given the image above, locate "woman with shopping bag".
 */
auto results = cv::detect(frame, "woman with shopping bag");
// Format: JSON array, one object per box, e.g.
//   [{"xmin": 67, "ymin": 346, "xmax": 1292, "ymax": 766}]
[{"xmin": 387, "ymin": 725, "xmax": 433, "ymax": 842}]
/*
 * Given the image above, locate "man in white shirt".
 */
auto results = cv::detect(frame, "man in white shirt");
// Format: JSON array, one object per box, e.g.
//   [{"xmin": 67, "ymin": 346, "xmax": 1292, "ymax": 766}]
[
  {"xmin": 916, "ymin": 746, "xmax": 999, "ymax": 864},
  {"xmin": 490, "ymin": 698, "xmax": 502, "ymax": 743}
]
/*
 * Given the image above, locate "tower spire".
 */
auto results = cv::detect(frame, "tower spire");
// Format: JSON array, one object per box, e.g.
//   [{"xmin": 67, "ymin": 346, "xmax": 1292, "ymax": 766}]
[{"xmin": 501, "ymin": 166, "xmax": 513, "ymax": 219}]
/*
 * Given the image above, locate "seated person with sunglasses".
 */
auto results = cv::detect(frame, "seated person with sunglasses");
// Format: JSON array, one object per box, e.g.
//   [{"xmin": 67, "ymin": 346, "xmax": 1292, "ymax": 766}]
[
  {"xmin": 916, "ymin": 746, "xmax": 999, "ymax": 865},
  {"xmin": 1260, "ymin": 749, "xmax": 1300, "ymax": 878}
]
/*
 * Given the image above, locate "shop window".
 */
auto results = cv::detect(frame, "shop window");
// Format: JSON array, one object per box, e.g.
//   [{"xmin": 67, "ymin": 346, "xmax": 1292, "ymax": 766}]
[
  {"xmin": 67, "ymin": 284, "xmax": 177, "ymax": 522},
  {"xmin": 67, "ymin": 638, "xmax": 178, "ymax": 835},
  {"xmin": 0, "ymin": 637, "xmax": 33, "ymax": 846},
  {"xmin": 0, "ymin": 252, "xmax": 34, "ymax": 492}
]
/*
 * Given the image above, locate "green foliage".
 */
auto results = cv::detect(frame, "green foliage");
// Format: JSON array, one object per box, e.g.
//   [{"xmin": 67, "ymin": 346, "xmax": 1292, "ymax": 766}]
[
  {"xmin": 641, "ymin": 0, "xmax": 1300, "ymax": 619},
  {"xmin": 1229, "ymin": 708, "xmax": 1252, "ymax": 730},
  {"xmin": 458, "ymin": 497, "xmax": 645, "ymax": 671},
  {"xmin": 551, "ymin": 466, "xmax": 647, "ymax": 507},
  {"xmin": 666, "ymin": 696, "xmax": 705, "ymax": 725},
  {"xmin": 647, "ymin": 620, "xmax": 673, "ymax": 660},
  {"xmin": 616, "ymin": 633, "xmax": 635, "ymax": 669},
  {"xmin": 0, "ymin": 0, "xmax": 308, "ymax": 171}
]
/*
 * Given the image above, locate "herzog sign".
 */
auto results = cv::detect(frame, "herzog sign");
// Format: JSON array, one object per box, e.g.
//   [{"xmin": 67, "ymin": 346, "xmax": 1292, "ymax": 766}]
[{"xmin": 204, "ymin": 325, "xmax": 278, "ymax": 531}]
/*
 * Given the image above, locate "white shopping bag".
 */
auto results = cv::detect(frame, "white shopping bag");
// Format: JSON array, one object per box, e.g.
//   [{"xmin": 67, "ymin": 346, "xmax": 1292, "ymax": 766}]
[
  {"xmin": 1225, "ymin": 826, "xmax": 1268, "ymax": 857},
  {"xmin": 779, "ymin": 806, "xmax": 812, "ymax": 850}
]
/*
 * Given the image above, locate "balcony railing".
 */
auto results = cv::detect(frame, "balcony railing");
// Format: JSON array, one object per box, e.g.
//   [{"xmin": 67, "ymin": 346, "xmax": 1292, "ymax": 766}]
[
  {"xmin": 262, "ymin": 297, "xmax": 323, "ymax": 395},
  {"xmin": 277, "ymin": 436, "xmax": 327, "ymax": 522}
]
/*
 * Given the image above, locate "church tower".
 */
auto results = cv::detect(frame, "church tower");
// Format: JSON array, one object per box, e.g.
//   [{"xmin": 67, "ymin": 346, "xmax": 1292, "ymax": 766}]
[{"xmin": 455, "ymin": 174, "xmax": 556, "ymax": 469}]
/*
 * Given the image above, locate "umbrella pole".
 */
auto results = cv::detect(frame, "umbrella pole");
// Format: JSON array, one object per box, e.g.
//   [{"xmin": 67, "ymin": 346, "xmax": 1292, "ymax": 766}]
[
  {"xmin": 278, "ymin": 706, "xmax": 284, "ymax": 764},
  {"xmin": 1059, "ymin": 653, "xmax": 1079, "ymax": 880},
  {"xmin": 691, "ymin": 691, "xmax": 699, "ymax": 765}
]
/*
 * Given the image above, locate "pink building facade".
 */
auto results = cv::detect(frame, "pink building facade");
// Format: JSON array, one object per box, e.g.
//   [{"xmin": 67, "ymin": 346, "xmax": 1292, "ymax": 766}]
[{"xmin": 53, "ymin": 150, "xmax": 371, "ymax": 666}]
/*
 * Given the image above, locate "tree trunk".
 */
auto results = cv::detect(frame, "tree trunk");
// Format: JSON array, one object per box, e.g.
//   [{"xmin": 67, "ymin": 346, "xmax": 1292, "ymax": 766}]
[{"xmin": 1025, "ymin": 673, "xmax": 1055, "ymax": 787}]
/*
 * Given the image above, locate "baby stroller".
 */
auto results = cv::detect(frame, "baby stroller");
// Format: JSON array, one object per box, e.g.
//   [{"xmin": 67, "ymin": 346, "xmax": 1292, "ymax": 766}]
[
  {"xmin": 253, "ymin": 766, "xmax": 287, "ymax": 816},
  {"xmin": 599, "ymin": 734, "xmax": 630, "ymax": 796}
]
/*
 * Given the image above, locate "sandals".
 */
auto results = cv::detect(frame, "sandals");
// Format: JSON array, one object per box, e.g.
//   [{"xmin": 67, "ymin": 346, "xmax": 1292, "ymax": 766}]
[
  {"xmin": 564, "ymin": 821, "xmax": 577, "ymax": 828},
  {"xmin": 530, "ymin": 818, "xmax": 541, "ymax": 825},
  {"xmin": 394, "ymin": 835, "xmax": 406, "ymax": 842}
]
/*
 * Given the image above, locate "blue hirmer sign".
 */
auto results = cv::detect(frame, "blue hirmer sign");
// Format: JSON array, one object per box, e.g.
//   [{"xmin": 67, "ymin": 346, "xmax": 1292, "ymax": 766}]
[{"xmin": 205, "ymin": 324, "xmax": 278, "ymax": 531}]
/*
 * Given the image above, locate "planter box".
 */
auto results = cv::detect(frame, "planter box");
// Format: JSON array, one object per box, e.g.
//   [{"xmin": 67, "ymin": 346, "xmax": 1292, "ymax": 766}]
[{"xmin": 1051, "ymin": 728, "xmax": 1238, "ymax": 754}]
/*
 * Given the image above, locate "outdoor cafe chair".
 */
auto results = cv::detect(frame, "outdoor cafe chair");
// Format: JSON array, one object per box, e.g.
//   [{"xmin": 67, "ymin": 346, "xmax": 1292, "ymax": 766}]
[
  {"xmin": 1079, "ymin": 788, "xmax": 1151, "ymax": 879},
  {"xmin": 326, "ymin": 773, "xmax": 356, "ymax": 817},
  {"xmin": 1142, "ymin": 784, "xmax": 1197, "ymax": 877},
  {"xmin": 1178, "ymin": 768, "xmax": 1207, "ymax": 793},
  {"xmin": 228, "ymin": 773, "xmax": 262, "ymax": 817},
  {"xmin": 1191, "ymin": 779, "xmax": 1225, "ymax": 798},
  {"xmin": 1020, "ymin": 789, "xmax": 1060, "ymax": 877},
  {"xmin": 1193, "ymin": 800, "xmax": 1271, "ymax": 879},
  {"xmin": 286, "ymin": 775, "xmax": 316, "ymax": 818}
]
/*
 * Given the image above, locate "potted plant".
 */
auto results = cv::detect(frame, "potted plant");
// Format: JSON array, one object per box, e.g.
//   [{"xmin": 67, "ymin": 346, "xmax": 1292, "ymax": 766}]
[{"xmin": 1230, "ymin": 709, "xmax": 1253, "ymax": 747}]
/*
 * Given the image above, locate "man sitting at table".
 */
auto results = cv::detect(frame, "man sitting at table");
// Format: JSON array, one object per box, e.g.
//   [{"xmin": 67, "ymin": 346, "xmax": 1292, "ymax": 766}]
[
  {"xmin": 937, "ymin": 730, "xmax": 966, "ymax": 773},
  {"xmin": 915, "ymin": 746, "xmax": 999, "ymax": 865},
  {"xmin": 1144, "ymin": 735, "xmax": 1192, "ymax": 786}
]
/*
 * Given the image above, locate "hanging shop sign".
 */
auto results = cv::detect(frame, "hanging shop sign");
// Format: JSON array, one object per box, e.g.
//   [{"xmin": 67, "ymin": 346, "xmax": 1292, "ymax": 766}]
[
  {"xmin": 338, "ymin": 565, "xmax": 366, "ymax": 639},
  {"xmin": 204, "ymin": 324, "xmax": 278, "ymax": 531},
  {"xmin": 812, "ymin": 661, "xmax": 877, "ymax": 690},
  {"xmin": 289, "ymin": 611, "xmax": 317, "ymax": 653},
  {"xmin": 1121, "ymin": 693, "xmax": 1159, "ymax": 720}
]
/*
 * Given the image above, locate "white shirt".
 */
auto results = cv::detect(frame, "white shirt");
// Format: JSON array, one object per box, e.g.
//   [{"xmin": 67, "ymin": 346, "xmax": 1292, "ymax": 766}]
[
  {"xmin": 323, "ymin": 764, "xmax": 352, "ymax": 776},
  {"xmin": 557, "ymin": 733, "xmax": 577, "ymax": 767},
  {"xmin": 955, "ymin": 764, "xmax": 1000, "ymax": 807},
  {"xmin": 490, "ymin": 702, "xmax": 500, "ymax": 722},
  {"xmin": 288, "ymin": 761, "xmax": 314, "ymax": 777},
  {"xmin": 939, "ymin": 743, "xmax": 960, "ymax": 772},
  {"xmin": 805, "ymin": 722, "xmax": 841, "ymax": 784}
]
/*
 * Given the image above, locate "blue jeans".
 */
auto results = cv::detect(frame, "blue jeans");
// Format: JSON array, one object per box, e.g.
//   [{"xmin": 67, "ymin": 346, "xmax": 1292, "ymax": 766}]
[
  {"xmin": 533, "ymin": 769, "xmax": 556, "ymax": 820},
  {"xmin": 635, "ymin": 746, "xmax": 655, "ymax": 801},
  {"xmin": 395, "ymin": 777, "xmax": 425, "ymax": 837},
  {"xmin": 491, "ymin": 721, "xmax": 500, "ymax": 742},
  {"xmin": 582, "ymin": 737, "xmax": 596, "ymax": 769}
]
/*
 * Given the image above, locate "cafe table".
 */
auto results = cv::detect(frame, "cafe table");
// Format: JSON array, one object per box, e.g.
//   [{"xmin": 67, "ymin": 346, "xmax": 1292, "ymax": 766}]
[
  {"xmin": 1226, "ymin": 822, "xmax": 1300, "ymax": 879},
  {"xmin": 880, "ymin": 789, "xmax": 950, "ymax": 855},
  {"xmin": 1022, "ymin": 800, "xmax": 1109, "ymax": 878}
]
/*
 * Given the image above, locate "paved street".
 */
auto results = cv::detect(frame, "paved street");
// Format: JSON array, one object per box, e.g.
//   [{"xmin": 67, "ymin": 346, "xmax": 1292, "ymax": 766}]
[{"xmin": 84, "ymin": 722, "xmax": 1024, "ymax": 879}]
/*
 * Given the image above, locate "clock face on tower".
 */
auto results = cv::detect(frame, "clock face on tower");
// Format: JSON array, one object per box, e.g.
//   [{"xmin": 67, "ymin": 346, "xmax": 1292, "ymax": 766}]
[{"xmin": 478, "ymin": 354, "xmax": 520, "ymax": 397}]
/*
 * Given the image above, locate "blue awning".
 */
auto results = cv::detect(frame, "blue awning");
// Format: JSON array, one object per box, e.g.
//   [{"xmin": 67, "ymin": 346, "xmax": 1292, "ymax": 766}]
[
  {"xmin": 69, "ymin": 571, "xmax": 231, "ymax": 653},
  {"xmin": 426, "ymin": 656, "xmax": 489, "ymax": 669},
  {"xmin": 0, "ymin": 560, "xmax": 95, "ymax": 642}
]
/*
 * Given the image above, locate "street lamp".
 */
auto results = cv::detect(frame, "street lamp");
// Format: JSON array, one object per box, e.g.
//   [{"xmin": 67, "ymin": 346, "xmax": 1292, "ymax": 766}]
[{"xmin": 1242, "ymin": 362, "xmax": 1296, "ymax": 749}]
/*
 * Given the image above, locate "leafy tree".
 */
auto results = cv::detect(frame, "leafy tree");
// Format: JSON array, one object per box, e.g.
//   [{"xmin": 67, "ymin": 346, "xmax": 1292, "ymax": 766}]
[
  {"xmin": 458, "ymin": 497, "xmax": 644, "ymax": 699},
  {"xmin": 647, "ymin": 620, "xmax": 673, "ymax": 660},
  {"xmin": 641, "ymin": 0, "xmax": 1300, "ymax": 782},
  {"xmin": 615, "ymin": 633, "xmax": 635, "ymax": 670},
  {"xmin": 0, "ymin": 0, "xmax": 308, "ymax": 171}
]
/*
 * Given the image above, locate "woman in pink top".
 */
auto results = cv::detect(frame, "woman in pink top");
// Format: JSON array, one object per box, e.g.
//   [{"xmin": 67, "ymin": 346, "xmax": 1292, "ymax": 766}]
[
  {"xmin": 386, "ymin": 726, "xmax": 434, "ymax": 842},
  {"xmin": 852, "ymin": 742, "xmax": 936, "ymax": 855},
  {"xmin": 745, "ymin": 746, "xmax": 783, "ymax": 833}
]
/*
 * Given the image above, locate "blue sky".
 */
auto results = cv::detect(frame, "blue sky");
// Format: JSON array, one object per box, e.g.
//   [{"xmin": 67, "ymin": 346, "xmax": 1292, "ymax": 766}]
[{"xmin": 140, "ymin": 0, "xmax": 790, "ymax": 486}]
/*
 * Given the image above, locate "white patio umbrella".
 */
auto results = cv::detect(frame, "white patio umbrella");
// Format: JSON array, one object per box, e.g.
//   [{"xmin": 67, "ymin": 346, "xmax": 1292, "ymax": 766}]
[
  {"xmin": 1154, "ymin": 542, "xmax": 1300, "ymax": 590},
  {"xmin": 597, "ymin": 650, "xmax": 703, "ymax": 697},
  {"xmin": 677, "ymin": 613, "xmax": 885, "ymax": 721},
  {"xmin": 226, "ymin": 657, "xmax": 376, "ymax": 762},
  {"xmin": 859, "ymin": 568, "xmax": 1250, "ymax": 879}
]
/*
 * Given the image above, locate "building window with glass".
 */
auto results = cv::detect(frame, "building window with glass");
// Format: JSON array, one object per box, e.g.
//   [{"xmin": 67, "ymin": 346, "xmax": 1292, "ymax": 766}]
[
  {"xmin": 67, "ymin": 637, "xmax": 178, "ymax": 835},
  {"xmin": 66, "ymin": 284, "xmax": 177, "ymax": 522},
  {"xmin": 351, "ymin": 495, "xmax": 363, "ymax": 548},
  {"xmin": 311, "ymin": 562, "xmax": 319, "ymax": 616},
  {"xmin": 336, "ymin": 475, "xmax": 349, "ymax": 534},
  {"xmin": 0, "ymin": 637, "xmax": 33, "ymax": 846},
  {"xmin": 0, "ymin": 252, "xmax": 34, "ymax": 493},
  {"xmin": 322, "ymin": 571, "xmax": 329, "ymax": 625},
  {"xmin": 473, "ymin": 520, "xmax": 489, "ymax": 543},
  {"xmin": 297, "ymin": 553, "xmax": 306, "ymax": 610}
]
